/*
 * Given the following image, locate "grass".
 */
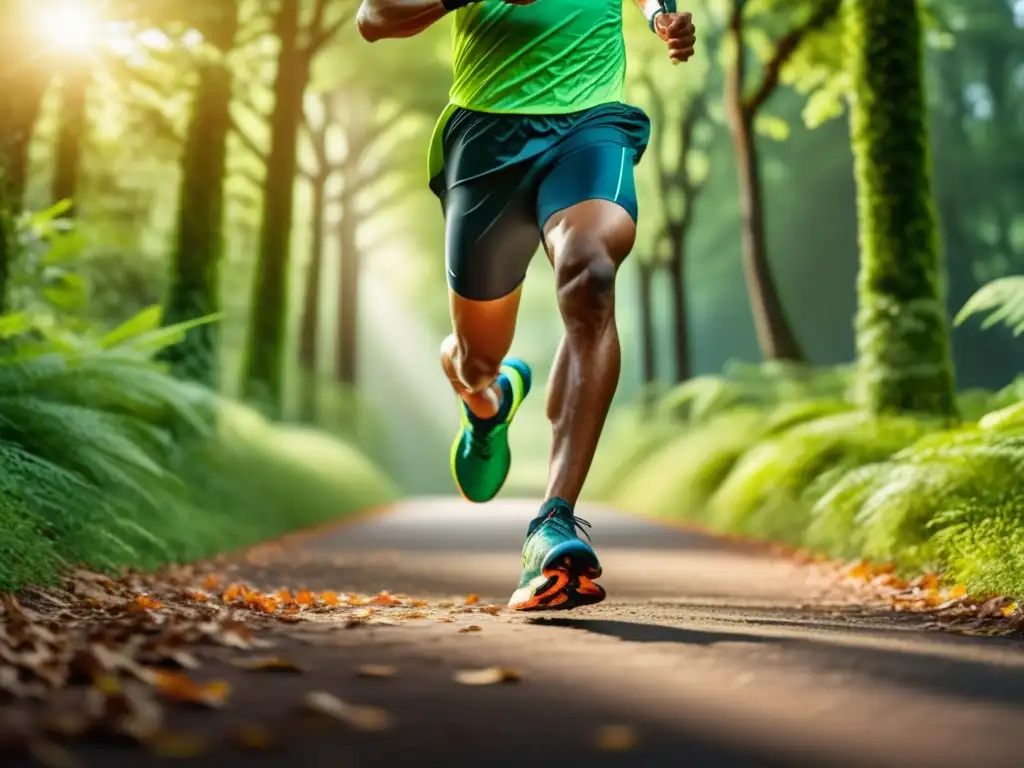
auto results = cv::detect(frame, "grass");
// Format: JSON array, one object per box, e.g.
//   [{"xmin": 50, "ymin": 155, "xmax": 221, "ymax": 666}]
[
  {"xmin": 595, "ymin": 364, "xmax": 1024, "ymax": 598},
  {"xmin": 0, "ymin": 317, "xmax": 397, "ymax": 592}
]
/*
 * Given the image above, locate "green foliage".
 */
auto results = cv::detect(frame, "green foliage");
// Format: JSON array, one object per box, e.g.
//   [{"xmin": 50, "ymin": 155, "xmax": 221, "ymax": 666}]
[
  {"xmin": 707, "ymin": 410, "xmax": 932, "ymax": 543},
  {"xmin": 954, "ymin": 276, "xmax": 1024, "ymax": 335},
  {"xmin": 0, "ymin": 301, "xmax": 395, "ymax": 591}
]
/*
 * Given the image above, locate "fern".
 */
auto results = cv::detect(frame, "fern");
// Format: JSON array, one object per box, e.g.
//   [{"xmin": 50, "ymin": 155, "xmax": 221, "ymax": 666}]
[{"xmin": 954, "ymin": 275, "xmax": 1024, "ymax": 335}]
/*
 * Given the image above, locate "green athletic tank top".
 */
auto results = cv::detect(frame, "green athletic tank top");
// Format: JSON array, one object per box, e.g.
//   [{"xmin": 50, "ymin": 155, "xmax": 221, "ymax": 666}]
[{"xmin": 428, "ymin": 0, "xmax": 628, "ymax": 179}]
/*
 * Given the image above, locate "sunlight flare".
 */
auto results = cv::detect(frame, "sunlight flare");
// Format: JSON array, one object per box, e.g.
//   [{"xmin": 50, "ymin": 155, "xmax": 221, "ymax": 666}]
[{"xmin": 38, "ymin": 1, "xmax": 98, "ymax": 52}]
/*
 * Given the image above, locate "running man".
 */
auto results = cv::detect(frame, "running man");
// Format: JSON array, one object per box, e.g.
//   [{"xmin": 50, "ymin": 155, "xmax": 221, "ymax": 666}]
[{"xmin": 356, "ymin": 0, "xmax": 696, "ymax": 610}]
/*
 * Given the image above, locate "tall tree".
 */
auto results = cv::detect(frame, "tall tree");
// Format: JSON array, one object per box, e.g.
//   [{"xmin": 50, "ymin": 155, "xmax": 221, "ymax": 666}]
[
  {"xmin": 162, "ymin": 2, "xmax": 241, "ymax": 386},
  {"xmin": 724, "ymin": 0, "xmax": 841, "ymax": 362},
  {"xmin": 297, "ymin": 94, "xmax": 332, "ymax": 422},
  {"xmin": 636, "ymin": 258, "xmax": 658, "ymax": 409},
  {"xmin": 241, "ymin": 0, "xmax": 349, "ymax": 412},
  {"xmin": 0, "ymin": 3, "xmax": 54, "ymax": 311},
  {"xmin": 51, "ymin": 68, "xmax": 90, "ymax": 214},
  {"xmin": 848, "ymin": 0, "xmax": 956, "ymax": 415}
]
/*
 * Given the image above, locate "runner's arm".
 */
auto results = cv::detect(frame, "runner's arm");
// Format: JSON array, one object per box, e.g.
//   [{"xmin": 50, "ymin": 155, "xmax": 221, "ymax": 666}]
[
  {"xmin": 633, "ymin": 0, "xmax": 672, "ymax": 35},
  {"xmin": 356, "ymin": 0, "xmax": 453, "ymax": 42}
]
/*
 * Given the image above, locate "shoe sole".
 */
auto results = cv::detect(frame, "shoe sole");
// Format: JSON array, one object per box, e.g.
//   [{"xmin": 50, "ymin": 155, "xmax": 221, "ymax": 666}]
[{"xmin": 508, "ymin": 552, "xmax": 606, "ymax": 612}]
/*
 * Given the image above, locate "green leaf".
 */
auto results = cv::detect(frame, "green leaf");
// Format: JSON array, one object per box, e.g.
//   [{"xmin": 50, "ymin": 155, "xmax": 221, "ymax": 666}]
[
  {"xmin": 0, "ymin": 313, "xmax": 34, "ymax": 340},
  {"xmin": 100, "ymin": 305, "xmax": 164, "ymax": 349},
  {"xmin": 754, "ymin": 113, "xmax": 790, "ymax": 141},
  {"xmin": 43, "ymin": 273, "xmax": 86, "ymax": 311},
  {"xmin": 120, "ymin": 313, "xmax": 226, "ymax": 355},
  {"xmin": 955, "ymin": 276, "xmax": 1024, "ymax": 335}
]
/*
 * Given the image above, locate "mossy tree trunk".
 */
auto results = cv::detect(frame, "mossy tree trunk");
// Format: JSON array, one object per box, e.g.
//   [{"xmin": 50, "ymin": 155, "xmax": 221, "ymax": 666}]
[
  {"xmin": 163, "ymin": 1, "xmax": 239, "ymax": 386},
  {"xmin": 51, "ymin": 68, "xmax": 90, "ymax": 215},
  {"xmin": 335, "ymin": 184, "xmax": 359, "ymax": 388},
  {"xmin": 847, "ymin": 0, "xmax": 957, "ymax": 416}
]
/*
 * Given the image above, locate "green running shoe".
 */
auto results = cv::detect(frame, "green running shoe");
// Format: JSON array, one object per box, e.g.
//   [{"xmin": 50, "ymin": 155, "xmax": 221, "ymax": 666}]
[
  {"xmin": 508, "ymin": 498, "xmax": 605, "ymax": 611},
  {"xmin": 450, "ymin": 357, "xmax": 531, "ymax": 503}
]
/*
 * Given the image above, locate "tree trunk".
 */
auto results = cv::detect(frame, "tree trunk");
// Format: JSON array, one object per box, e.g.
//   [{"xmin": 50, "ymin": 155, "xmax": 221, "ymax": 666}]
[
  {"xmin": 335, "ymin": 188, "xmax": 359, "ymax": 387},
  {"xmin": 242, "ymin": 0, "xmax": 308, "ymax": 412},
  {"xmin": 847, "ymin": 0, "xmax": 956, "ymax": 416},
  {"xmin": 725, "ymin": 6, "xmax": 804, "ymax": 363},
  {"xmin": 162, "ymin": 1, "xmax": 239, "ymax": 387},
  {"xmin": 666, "ymin": 244, "xmax": 690, "ymax": 383},
  {"xmin": 727, "ymin": 108, "xmax": 804, "ymax": 362},
  {"xmin": 298, "ymin": 172, "xmax": 327, "ymax": 422},
  {"xmin": 51, "ymin": 68, "xmax": 89, "ymax": 214},
  {"xmin": 637, "ymin": 261, "xmax": 657, "ymax": 397},
  {"xmin": 0, "ymin": 4, "xmax": 50, "ymax": 312}
]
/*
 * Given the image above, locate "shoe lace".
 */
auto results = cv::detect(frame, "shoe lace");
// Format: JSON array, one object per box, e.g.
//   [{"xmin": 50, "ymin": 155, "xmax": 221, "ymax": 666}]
[
  {"xmin": 468, "ymin": 428, "xmax": 495, "ymax": 459},
  {"xmin": 543, "ymin": 509, "xmax": 593, "ymax": 542}
]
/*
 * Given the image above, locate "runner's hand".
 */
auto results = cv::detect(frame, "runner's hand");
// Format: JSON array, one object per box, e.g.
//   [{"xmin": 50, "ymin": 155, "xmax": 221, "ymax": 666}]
[{"xmin": 654, "ymin": 11, "xmax": 696, "ymax": 63}]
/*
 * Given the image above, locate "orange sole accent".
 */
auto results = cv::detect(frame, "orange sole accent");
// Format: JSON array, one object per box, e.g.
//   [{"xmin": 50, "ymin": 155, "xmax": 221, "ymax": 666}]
[{"xmin": 510, "ymin": 562, "xmax": 606, "ymax": 612}]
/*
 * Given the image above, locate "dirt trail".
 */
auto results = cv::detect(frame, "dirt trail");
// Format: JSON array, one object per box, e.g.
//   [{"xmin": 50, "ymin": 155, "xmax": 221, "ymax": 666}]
[{"xmin": 8, "ymin": 498, "xmax": 1024, "ymax": 767}]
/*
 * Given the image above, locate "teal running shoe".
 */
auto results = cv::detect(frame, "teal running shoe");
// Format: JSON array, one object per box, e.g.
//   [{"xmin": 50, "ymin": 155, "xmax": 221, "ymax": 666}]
[
  {"xmin": 508, "ymin": 498, "xmax": 605, "ymax": 611},
  {"xmin": 450, "ymin": 358, "xmax": 531, "ymax": 503}
]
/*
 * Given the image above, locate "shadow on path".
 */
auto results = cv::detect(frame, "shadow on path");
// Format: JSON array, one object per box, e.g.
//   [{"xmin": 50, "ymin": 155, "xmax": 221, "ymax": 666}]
[{"xmin": 533, "ymin": 617, "xmax": 1024, "ymax": 712}]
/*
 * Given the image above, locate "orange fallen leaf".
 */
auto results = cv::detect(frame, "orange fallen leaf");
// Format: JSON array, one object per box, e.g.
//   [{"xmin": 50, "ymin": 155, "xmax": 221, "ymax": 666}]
[
  {"xmin": 201, "ymin": 574, "xmax": 222, "ymax": 591},
  {"xmin": 459, "ymin": 625, "xmax": 482, "ymax": 634},
  {"xmin": 946, "ymin": 584, "xmax": 967, "ymax": 600},
  {"xmin": 410, "ymin": 600, "xmax": 429, "ymax": 608},
  {"xmin": 1001, "ymin": 602, "xmax": 1018, "ymax": 617},
  {"xmin": 479, "ymin": 605, "xmax": 502, "ymax": 616},
  {"xmin": 134, "ymin": 595, "xmax": 163, "ymax": 610},
  {"xmin": 295, "ymin": 590, "xmax": 316, "ymax": 606},
  {"xmin": 301, "ymin": 691, "xmax": 392, "ymax": 731},
  {"xmin": 595, "ymin": 724, "xmax": 639, "ymax": 751},
  {"xmin": 320, "ymin": 591, "xmax": 340, "ymax": 606},
  {"xmin": 453, "ymin": 667, "xmax": 519, "ymax": 685},
  {"xmin": 231, "ymin": 656, "xmax": 304, "ymax": 673},
  {"xmin": 275, "ymin": 590, "xmax": 292, "ymax": 602},
  {"xmin": 369, "ymin": 592, "xmax": 402, "ymax": 606},
  {"xmin": 464, "ymin": 594, "xmax": 480, "ymax": 606},
  {"xmin": 153, "ymin": 672, "xmax": 230, "ymax": 708}
]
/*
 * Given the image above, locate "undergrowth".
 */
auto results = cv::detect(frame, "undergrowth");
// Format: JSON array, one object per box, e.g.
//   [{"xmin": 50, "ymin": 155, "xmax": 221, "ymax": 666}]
[
  {"xmin": 597, "ymin": 359, "xmax": 1024, "ymax": 598},
  {"xmin": 0, "ymin": 309, "xmax": 397, "ymax": 592}
]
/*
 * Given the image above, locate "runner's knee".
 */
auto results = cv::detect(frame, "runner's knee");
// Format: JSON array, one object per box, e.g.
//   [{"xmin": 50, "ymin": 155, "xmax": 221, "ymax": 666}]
[
  {"xmin": 554, "ymin": 232, "xmax": 617, "ymax": 326},
  {"xmin": 442, "ymin": 335, "xmax": 503, "ymax": 393}
]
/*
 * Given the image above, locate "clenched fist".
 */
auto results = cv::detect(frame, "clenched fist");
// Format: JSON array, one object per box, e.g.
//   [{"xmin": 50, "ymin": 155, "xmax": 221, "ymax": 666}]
[{"xmin": 654, "ymin": 10, "xmax": 696, "ymax": 63}]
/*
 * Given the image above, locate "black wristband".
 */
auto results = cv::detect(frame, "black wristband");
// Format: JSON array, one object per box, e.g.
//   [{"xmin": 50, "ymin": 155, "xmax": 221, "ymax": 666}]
[{"xmin": 441, "ymin": 0, "xmax": 476, "ymax": 10}]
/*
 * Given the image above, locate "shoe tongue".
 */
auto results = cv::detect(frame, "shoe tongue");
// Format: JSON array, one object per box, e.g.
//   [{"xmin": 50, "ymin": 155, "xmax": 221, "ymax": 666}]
[{"xmin": 527, "ymin": 497, "xmax": 573, "ymax": 536}]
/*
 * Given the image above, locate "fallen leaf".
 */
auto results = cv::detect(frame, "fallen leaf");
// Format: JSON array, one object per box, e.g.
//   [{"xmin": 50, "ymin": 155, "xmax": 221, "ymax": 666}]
[
  {"xmin": 146, "ymin": 730, "xmax": 208, "ymax": 758},
  {"xmin": 351, "ymin": 609, "xmax": 373, "ymax": 620},
  {"xmin": 301, "ymin": 691, "xmax": 392, "ymax": 731},
  {"xmin": 594, "ymin": 724, "xmax": 639, "ymax": 752},
  {"xmin": 356, "ymin": 665, "xmax": 396, "ymax": 679},
  {"xmin": 464, "ymin": 594, "xmax": 480, "ymax": 606},
  {"xmin": 1002, "ymin": 602, "xmax": 1018, "ymax": 617},
  {"xmin": 458, "ymin": 625, "xmax": 482, "ymax": 634},
  {"xmin": 230, "ymin": 723, "xmax": 279, "ymax": 751},
  {"xmin": 320, "ymin": 592, "xmax": 340, "ymax": 606},
  {"xmin": 231, "ymin": 656, "xmax": 304, "ymax": 673},
  {"xmin": 453, "ymin": 667, "xmax": 520, "ymax": 685},
  {"xmin": 153, "ymin": 672, "xmax": 230, "ymax": 708},
  {"xmin": 369, "ymin": 592, "xmax": 402, "ymax": 607},
  {"xmin": 479, "ymin": 605, "xmax": 502, "ymax": 616},
  {"xmin": 133, "ymin": 595, "xmax": 163, "ymax": 611},
  {"xmin": 946, "ymin": 584, "xmax": 967, "ymax": 600}
]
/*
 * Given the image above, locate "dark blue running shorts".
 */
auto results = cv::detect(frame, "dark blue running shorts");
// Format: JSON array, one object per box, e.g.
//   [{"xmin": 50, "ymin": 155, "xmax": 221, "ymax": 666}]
[{"xmin": 429, "ymin": 102, "xmax": 651, "ymax": 301}]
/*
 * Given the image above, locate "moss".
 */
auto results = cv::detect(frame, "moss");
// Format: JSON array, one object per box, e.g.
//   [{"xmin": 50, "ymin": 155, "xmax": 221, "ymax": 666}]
[{"xmin": 847, "ymin": 0, "xmax": 956, "ymax": 416}]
